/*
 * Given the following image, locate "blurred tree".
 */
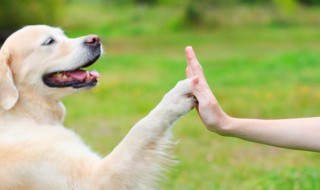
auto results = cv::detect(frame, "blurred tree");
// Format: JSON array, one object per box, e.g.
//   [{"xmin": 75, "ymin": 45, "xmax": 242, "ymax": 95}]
[
  {"xmin": 134, "ymin": 0, "xmax": 158, "ymax": 5},
  {"xmin": 239, "ymin": 0, "xmax": 271, "ymax": 4},
  {"xmin": 102, "ymin": 0, "xmax": 158, "ymax": 5},
  {"xmin": 195, "ymin": 0, "xmax": 238, "ymax": 6},
  {"xmin": 185, "ymin": 2, "xmax": 202, "ymax": 26},
  {"xmin": 103, "ymin": 0, "xmax": 134, "ymax": 5},
  {"xmin": 0, "ymin": 0, "xmax": 65, "ymax": 43},
  {"xmin": 297, "ymin": 0, "xmax": 320, "ymax": 5}
]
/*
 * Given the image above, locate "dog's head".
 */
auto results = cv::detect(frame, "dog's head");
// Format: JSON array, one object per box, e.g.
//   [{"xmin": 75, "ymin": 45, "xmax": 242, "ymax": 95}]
[{"xmin": 0, "ymin": 25, "xmax": 102, "ymax": 110}]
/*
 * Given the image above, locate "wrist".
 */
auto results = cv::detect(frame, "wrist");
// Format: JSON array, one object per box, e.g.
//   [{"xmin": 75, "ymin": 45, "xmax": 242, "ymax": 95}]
[{"xmin": 206, "ymin": 111, "xmax": 235, "ymax": 136}]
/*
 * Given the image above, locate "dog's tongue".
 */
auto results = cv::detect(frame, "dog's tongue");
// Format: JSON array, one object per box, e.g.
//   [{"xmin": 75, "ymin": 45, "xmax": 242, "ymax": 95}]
[
  {"xmin": 64, "ymin": 70, "xmax": 86, "ymax": 81},
  {"xmin": 64, "ymin": 70, "xmax": 100, "ymax": 81}
]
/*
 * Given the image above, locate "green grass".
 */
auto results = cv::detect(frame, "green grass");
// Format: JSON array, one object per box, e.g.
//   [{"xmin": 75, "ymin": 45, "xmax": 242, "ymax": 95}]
[{"xmin": 59, "ymin": 3, "xmax": 320, "ymax": 189}]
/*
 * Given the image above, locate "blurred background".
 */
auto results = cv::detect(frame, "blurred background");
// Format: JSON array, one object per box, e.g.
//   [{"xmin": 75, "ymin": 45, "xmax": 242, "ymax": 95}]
[{"xmin": 1, "ymin": 0, "xmax": 320, "ymax": 189}]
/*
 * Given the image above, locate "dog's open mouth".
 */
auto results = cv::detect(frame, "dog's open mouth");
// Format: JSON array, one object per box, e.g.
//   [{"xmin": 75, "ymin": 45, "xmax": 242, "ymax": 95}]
[{"xmin": 43, "ymin": 62, "xmax": 100, "ymax": 89}]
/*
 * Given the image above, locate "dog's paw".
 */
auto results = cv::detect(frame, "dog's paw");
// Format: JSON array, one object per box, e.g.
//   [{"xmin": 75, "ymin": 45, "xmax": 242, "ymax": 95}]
[{"xmin": 161, "ymin": 78, "xmax": 196, "ymax": 117}]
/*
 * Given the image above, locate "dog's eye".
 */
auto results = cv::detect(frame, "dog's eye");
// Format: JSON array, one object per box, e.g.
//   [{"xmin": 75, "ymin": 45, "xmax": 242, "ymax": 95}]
[{"xmin": 42, "ymin": 38, "xmax": 55, "ymax": 46}]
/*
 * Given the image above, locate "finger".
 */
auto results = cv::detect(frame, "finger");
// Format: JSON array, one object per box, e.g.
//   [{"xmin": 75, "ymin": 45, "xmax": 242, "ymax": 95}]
[
  {"xmin": 186, "ymin": 46, "xmax": 213, "ymax": 93},
  {"xmin": 186, "ymin": 67, "xmax": 194, "ymax": 78},
  {"xmin": 185, "ymin": 46, "xmax": 195, "ymax": 66},
  {"xmin": 185, "ymin": 46, "xmax": 203, "ymax": 77}
]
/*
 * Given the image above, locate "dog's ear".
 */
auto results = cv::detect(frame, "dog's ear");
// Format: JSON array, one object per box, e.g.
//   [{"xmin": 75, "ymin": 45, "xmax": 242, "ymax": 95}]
[{"xmin": 0, "ymin": 49, "xmax": 19, "ymax": 110}]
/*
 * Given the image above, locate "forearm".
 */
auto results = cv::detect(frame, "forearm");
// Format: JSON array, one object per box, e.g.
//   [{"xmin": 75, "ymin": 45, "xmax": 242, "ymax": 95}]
[{"xmin": 225, "ymin": 116, "xmax": 320, "ymax": 152}]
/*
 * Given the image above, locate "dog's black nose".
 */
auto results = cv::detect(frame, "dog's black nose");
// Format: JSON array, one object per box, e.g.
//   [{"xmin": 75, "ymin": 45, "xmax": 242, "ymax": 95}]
[{"xmin": 85, "ymin": 35, "xmax": 100, "ymax": 46}]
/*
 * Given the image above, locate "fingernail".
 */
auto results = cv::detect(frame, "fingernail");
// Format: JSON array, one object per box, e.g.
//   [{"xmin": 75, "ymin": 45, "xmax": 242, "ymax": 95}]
[{"xmin": 186, "ymin": 46, "xmax": 195, "ymax": 60}]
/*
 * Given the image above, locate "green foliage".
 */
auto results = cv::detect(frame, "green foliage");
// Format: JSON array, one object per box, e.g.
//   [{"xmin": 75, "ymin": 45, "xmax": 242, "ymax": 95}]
[
  {"xmin": 298, "ymin": 0, "xmax": 320, "ymax": 5},
  {"xmin": 134, "ymin": 0, "xmax": 158, "ymax": 5},
  {"xmin": 0, "ymin": 0, "xmax": 64, "ymax": 30},
  {"xmin": 184, "ymin": 2, "xmax": 203, "ymax": 26},
  {"xmin": 239, "ymin": 0, "xmax": 271, "ymax": 4}
]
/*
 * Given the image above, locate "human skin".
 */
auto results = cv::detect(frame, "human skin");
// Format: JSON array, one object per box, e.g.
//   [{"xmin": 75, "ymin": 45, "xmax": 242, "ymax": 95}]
[{"xmin": 186, "ymin": 46, "xmax": 320, "ymax": 152}]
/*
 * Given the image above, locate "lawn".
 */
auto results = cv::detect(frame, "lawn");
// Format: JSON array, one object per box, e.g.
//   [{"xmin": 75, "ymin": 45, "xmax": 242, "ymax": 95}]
[{"xmin": 59, "ymin": 3, "xmax": 320, "ymax": 189}]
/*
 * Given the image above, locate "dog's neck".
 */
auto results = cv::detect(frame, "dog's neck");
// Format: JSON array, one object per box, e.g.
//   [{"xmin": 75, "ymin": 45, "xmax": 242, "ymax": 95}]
[{"xmin": 2, "ymin": 90, "xmax": 66, "ymax": 126}]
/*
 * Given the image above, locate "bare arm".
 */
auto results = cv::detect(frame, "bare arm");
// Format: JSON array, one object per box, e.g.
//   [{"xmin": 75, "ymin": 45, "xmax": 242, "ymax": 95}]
[
  {"xmin": 186, "ymin": 46, "xmax": 320, "ymax": 152},
  {"xmin": 228, "ymin": 117, "xmax": 320, "ymax": 151}
]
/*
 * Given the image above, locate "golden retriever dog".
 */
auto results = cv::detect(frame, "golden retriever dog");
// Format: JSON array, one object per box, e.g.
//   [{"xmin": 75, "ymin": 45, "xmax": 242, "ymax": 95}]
[{"xmin": 0, "ymin": 25, "xmax": 194, "ymax": 190}]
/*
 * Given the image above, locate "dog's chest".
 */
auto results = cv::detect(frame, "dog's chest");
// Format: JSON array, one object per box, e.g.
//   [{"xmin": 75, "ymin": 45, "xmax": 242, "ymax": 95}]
[{"xmin": 0, "ymin": 123, "xmax": 101, "ymax": 189}]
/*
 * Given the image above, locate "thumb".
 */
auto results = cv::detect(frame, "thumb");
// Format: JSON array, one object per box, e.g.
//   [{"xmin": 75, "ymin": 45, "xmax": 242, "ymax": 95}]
[
  {"xmin": 191, "ymin": 76, "xmax": 205, "ymax": 99},
  {"xmin": 191, "ymin": 75, "xmax": 216, "ymax": 102}
]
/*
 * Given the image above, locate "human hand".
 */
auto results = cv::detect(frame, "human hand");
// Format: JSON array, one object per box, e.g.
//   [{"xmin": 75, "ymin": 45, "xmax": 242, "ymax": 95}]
[{"xmin": 185, "ymin": 46, "xmax": 230, "ymax": 134}]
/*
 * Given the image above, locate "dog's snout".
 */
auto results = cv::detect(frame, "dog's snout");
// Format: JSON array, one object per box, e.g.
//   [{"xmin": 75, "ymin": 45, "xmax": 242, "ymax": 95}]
[{"xmin": 84, "ymin": 35, "xmax": 100, "ymax": 46}]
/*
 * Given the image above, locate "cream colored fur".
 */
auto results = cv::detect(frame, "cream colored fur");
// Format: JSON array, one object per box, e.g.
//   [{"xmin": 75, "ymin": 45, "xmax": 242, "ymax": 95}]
[{"xmin": 0, "ymin": 25, "xmax": 194, "ymax": 190}]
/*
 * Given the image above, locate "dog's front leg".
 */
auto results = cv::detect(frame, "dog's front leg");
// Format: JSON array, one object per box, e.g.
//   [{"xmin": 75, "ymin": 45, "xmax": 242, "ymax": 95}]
[{"xmin": 93, "ymin": 79, "xmax": 194, "ymax": 190}]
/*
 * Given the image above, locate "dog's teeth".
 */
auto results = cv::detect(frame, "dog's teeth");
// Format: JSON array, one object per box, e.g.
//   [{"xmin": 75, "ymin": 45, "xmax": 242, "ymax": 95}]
[
  {"xmin": 86, "ymin": 71, "xmax": 90, "ymax": 79},
  {"xmin": 56, "ymin": 73, "xmax": 63, "ymax": 78},
  {"xmin": 62, "ymin": 75, "xmax": 68, "ymax": 79}
]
